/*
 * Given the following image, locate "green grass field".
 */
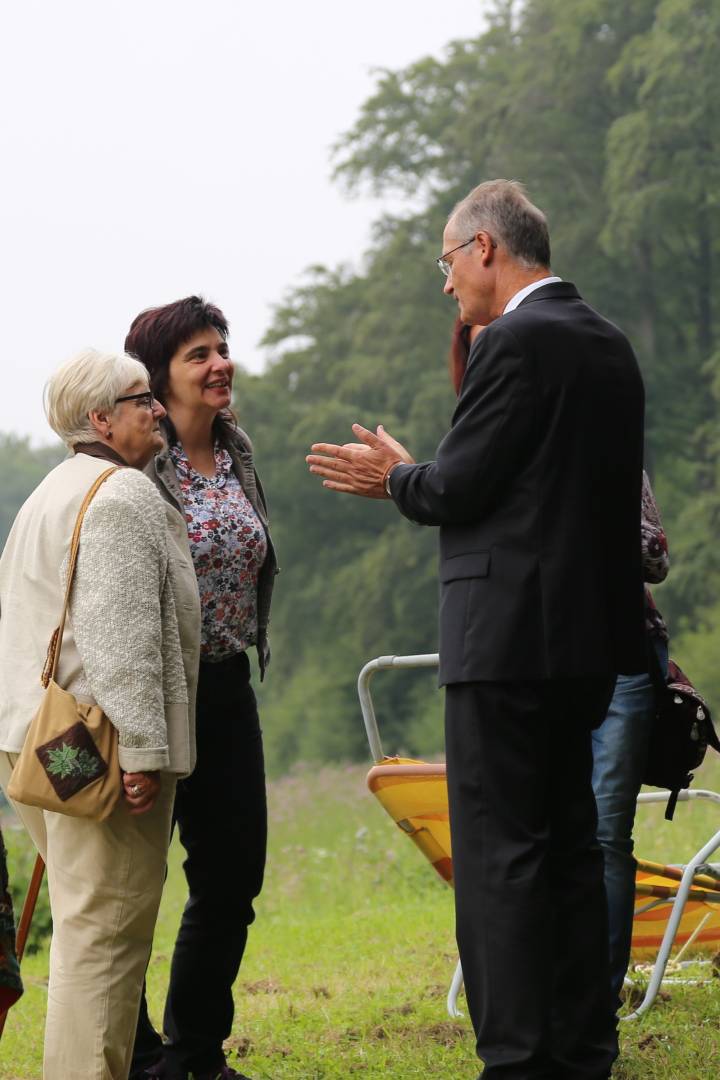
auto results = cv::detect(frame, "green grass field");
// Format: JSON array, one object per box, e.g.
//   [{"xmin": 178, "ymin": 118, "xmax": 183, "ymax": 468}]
[{"xmin": 2, "ymin": 757, "xmax": 720, "ymax": 1079}]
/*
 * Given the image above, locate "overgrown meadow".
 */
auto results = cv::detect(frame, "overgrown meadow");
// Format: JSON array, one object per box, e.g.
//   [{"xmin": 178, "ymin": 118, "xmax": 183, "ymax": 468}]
[{"xmin": 3, "ymin": 756, "xmax": 720, "ymax": 1079}]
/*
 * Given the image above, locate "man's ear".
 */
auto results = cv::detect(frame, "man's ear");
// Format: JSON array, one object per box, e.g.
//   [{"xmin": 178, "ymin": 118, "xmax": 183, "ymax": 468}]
[{"xmin": 477, "ymin": 231, "xmax": 496, "ymax": 266}]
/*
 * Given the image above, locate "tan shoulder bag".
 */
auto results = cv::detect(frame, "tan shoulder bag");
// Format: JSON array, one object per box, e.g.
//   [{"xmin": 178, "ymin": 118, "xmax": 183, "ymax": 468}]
[{"xmin": 8, "ymin": 467, "xmax": 123, "ymax": 820}]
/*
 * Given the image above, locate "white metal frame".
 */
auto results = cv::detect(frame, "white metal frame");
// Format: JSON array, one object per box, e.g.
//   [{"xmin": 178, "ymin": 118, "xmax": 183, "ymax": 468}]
[
  {"xmin": 358, "ymin": 653, "xmax": 440, "ymax": 764},
  {"xmin": 357, "ymin": 652, "xmax": 720, "ymax": 1021},
  {"xmin": 621, "ymin": 788, "xmax": 720, "ymax": 1020}
]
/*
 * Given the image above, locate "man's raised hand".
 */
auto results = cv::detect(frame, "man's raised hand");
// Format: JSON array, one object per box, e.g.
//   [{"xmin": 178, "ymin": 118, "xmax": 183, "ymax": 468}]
[{"xmin": 307, "ymin": 423, "xmax": 414, "ymax": 499}]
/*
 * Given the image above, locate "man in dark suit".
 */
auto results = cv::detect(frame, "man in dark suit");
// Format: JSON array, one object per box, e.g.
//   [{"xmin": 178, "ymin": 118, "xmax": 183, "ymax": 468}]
[{"xmin": 307, "ymin": 179, "xmax": 646, "ymax": 1079}]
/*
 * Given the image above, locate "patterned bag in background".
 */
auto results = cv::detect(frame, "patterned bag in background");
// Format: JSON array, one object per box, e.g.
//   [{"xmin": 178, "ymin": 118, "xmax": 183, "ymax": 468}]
[
  {"xmin": 0, "ymin": 826, "xmax": 23, "ymax": 1015},
  {"xmin": 644, "ymin": 656, "xmax": 720, "ymax": 820}
]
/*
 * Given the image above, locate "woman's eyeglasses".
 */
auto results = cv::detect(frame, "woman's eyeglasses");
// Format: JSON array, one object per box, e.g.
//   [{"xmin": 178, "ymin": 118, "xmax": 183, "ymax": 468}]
[{"xmin": 115, "ymin": 391, "xmax": 156, "ymax": 410}]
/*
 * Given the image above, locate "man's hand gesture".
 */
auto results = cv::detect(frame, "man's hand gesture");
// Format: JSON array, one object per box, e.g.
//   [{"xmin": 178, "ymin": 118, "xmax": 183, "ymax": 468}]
[{"xmin": 307, "ymin": 424, "xmax": 414, "ymax": 499}]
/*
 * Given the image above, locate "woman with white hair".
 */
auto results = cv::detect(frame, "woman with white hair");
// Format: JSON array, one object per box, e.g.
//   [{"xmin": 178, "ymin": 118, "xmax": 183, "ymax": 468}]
[{"xmin": 0, "ymin": 348, "xmax": 200, "ymax": 1079}]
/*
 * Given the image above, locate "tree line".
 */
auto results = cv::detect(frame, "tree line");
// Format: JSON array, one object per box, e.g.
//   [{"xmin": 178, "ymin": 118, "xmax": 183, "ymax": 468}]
[{"xmin": 2, "ymin": 0, "xmax": 718, "ymax": 772}]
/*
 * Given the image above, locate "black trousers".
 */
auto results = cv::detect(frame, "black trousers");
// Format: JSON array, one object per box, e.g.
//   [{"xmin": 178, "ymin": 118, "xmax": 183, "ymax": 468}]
[
  {"xmin": 445, "ymin": 677, "xmax": 618, "ymax": 1080},
  {"xmin": 130, "ymin": 652, "xmax": 267, "ymax": 1079}
]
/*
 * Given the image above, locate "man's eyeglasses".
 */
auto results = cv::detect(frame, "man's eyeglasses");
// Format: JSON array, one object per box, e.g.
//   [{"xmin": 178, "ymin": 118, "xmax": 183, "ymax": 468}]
[
  {"xmin": 115, "ymin": 391, "xmax": 156, "ymax": 410},
  {"xmin": 436, "ymin": 234, "xmax": 497, "ymax": 277}
]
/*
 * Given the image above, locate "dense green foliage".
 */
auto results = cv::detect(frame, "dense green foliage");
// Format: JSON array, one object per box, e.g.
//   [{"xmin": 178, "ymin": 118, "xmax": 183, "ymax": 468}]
[
  {"xmin": 241, "ymin": 0, "xmax": 720, "ymax": 770},
  {"xmin": 1, "ymin": 0, "xmax": 719, "ymax": 772},
  {"xmin": 0, "ymin": 435, "xmax": 63, "ymax": 545}
]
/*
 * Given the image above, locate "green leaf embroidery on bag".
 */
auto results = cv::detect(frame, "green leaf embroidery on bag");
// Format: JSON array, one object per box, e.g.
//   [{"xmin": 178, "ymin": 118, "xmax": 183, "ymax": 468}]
[
  {"xmin": 46, "ymin": 743, "xmax": 100, "ymax": 780},
  {"xmin": 45, "ymin": 745, "xmax": 79, "ymax": 778},
  {"xmin": 76, "ymin": 748, "xmax": 100, "ymax": 776}
]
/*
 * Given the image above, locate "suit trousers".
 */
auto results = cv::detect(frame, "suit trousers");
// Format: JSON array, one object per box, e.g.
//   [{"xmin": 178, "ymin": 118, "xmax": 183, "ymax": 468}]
[
  {"xmin": 0, "ymin": 751, "xmax": 175, "ymax": 1080},
  {"xmin": 131, "ymin": 651, "xmax": 267, "ymax": 1079},
  {"xmin": 444, "ymin": 677, "xmax": 618, "ymax": 1080}
]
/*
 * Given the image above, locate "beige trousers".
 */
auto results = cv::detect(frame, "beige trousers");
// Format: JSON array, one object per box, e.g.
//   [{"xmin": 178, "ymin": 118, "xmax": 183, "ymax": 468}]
[{"xmin": 0, "ymin": 752, "xmax": 175, "ymax": 1080}]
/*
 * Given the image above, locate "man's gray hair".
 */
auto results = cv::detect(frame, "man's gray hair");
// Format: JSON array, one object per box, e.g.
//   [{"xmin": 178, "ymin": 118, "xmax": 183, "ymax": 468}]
[
  {"xmin": 450, "ymin": 180, "xmax": 551, "ymax": 270},
  {"xmin": 45, "ymin": 347, "xmax": 150, "ymax": 448}
]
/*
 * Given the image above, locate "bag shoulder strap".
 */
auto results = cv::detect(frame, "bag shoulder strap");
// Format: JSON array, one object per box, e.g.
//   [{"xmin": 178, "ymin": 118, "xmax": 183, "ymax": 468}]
[
  {"xmin": 41, "ymin": 466, "xmax": 122, "ymax": 687},
  {"xmin": 646, "ymin": 634, "xmax": 666, "ymax": 692}
]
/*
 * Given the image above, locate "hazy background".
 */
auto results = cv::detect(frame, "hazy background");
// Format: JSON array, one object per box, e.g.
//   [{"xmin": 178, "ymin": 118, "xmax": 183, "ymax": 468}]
[
  {"xmin": 1, "ymin": 0, "xmax": 486, "ymax": 443},
  {"xmin": 2, "ymin": 0, "xmax": 718, "ymax": 773}
]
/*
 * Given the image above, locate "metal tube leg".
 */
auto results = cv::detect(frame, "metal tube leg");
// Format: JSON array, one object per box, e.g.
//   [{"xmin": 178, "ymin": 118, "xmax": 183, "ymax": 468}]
[
  {"xmin": 447, "ymin": 958, "xmax": 464, "ymax": 1018},
  {"xmin": 623, "ymin": 827, "xmax": 720, "ymax": 1021}
]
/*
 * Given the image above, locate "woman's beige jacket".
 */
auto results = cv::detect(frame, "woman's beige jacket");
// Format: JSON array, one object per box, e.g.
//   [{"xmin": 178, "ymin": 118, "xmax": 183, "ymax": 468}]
[{"xmin": 0, "ymin": 454, "xmax": 200, "ymax": 775}]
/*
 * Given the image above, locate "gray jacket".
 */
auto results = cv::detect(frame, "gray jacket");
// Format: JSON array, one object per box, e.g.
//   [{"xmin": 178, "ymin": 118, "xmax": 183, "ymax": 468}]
[{"xmin": 145, "ymin": 426, "xmax": 278, "ymax": 678}]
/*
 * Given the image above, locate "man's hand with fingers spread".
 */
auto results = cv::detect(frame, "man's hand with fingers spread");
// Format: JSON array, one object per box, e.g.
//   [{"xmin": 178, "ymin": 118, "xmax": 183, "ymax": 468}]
[{"xmin": 307, "ymin": 423, "xmax": 415, "ymax": 499}]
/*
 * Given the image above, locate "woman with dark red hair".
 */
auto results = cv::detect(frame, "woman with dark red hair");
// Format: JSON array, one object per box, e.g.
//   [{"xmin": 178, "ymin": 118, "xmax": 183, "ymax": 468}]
[
  {"xmin": 125, "ymin": 296, "xmax": 277, "ymax": 1080},
  {"xmin": 448, "ymin": 315, "xmax": 485, "ymax": 394}
]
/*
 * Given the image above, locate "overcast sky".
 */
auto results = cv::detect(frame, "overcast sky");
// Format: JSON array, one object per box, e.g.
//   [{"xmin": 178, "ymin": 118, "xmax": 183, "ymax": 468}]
[{"xmin": 1, "ymin": 0, "xmax": 487, "ymax": 444}]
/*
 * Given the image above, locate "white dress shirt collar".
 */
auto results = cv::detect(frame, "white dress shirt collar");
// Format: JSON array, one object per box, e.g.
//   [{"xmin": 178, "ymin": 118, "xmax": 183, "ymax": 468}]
[{"xmin": 503, "ymin": 276, "xmax": 563, "ymax": 315}]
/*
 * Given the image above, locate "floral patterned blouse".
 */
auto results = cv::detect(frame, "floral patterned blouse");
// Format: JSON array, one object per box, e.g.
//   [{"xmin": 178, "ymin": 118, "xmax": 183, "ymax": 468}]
[
  {"xmin": 641, "ymin": 472, "xmax": 669, "ymax": 641},
  {"xmin": 170, "ymin": 443, "xmax": 268, "ymax": 662}
]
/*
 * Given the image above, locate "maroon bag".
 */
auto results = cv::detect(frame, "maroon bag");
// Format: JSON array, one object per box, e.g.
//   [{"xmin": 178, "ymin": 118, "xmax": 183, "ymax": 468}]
[{"xmin": 645, "ymin": 655, "xmax": 720, "ymax": 820}]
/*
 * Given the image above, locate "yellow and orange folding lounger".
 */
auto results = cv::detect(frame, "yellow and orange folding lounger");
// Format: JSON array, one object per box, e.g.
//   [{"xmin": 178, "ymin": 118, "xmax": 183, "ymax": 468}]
[{"xmin": 358, "ymin": 653, "xmax": 720, "ymax": 1021}]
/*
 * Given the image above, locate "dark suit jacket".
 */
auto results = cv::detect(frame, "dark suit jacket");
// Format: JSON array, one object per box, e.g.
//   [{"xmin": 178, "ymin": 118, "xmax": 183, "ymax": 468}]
[{"xmin": 389, "ymin": 282, "xmax": 647, "ymax": 685}]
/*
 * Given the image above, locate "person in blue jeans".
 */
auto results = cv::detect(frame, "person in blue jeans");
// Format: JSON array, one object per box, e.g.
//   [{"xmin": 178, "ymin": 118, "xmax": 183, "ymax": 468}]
[{"xmin": 592, "ymin": 472, "xmax": 669, "ymax": 1004}]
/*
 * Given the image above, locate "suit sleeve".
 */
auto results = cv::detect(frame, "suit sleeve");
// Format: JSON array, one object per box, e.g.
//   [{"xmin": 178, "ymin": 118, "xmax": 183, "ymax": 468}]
[{"xmin": 389, "ymin": 323, "xmax": 535, "ymax": 525}]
